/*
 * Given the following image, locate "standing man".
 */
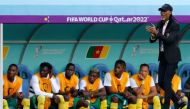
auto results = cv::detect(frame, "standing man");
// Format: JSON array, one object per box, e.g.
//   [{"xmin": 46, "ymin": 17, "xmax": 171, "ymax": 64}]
[
  {"xmin": 146, "ymin": 4, "xmax": 186, "ymax": 109},
  {"xmin": 155, "ymin": 73, "xmax": 188, "ymax": 109}
]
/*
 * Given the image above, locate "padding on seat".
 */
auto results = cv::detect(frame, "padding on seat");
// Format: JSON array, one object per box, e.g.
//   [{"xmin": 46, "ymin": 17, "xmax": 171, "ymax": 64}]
[{"xmin": 18, "ymin": 64, "xmax": 32, "ymax": 98}]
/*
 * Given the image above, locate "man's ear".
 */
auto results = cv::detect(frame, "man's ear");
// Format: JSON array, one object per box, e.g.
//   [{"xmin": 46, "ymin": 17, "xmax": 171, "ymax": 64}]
[{"xmin": 168, "ymin": 11, "xmax": 172, "ymax": 15}]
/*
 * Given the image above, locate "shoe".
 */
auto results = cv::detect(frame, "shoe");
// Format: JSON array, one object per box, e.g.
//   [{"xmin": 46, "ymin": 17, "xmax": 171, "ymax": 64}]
[{"xmin": 175, "ymin": 99, "xmax": 187, "ymax": 109}]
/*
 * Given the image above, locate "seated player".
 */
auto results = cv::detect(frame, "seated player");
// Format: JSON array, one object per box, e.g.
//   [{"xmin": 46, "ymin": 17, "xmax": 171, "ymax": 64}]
[
  {"xmin": 155, "ymin": 71, "xmax": 188, "ymax": 109},
  {"xmin": 104, "ymin": 59, "xmax": 137, "ymax": 109},
  {"xmin": 130, "ymin": 64, "xmax": 161, "ymax": 109},
  {"xmin": 56, "ymin": 63, "xmax": 79, "ymax": 108},
  {"xmin": 3, "ymin": 64, "xmax": 30, "ymax": 109},
  {"xmin": 76, "ymin": 68, "xmax": 107, "ymax": 109},
  {"xmin": 29, "ymin": 62, "xmax": 65, "ymax": 109}
]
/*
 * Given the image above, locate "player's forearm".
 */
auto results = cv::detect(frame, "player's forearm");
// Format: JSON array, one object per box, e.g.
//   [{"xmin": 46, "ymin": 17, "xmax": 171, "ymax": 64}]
[
  {"xmin": 3, "ymin": 95, "xmax": 11, "ymax": 99},
  {"xmin": 94, "ymin": 90, "xmax": 106, "ymax": 97},
  {"xmin": 107, "ymin": 90, "xmax": 118, "ymax": 95},
  {"xmin": 136, "ymin": 85, "xmax": 144, "ymax": 95},
  {"xmin": 58, "ymin": 90, "xmax": 66, "ymax": 95},
  {"xmin": 33, "ymin": 88, "xmax": 53, "ymax": 98},
  {"xmin": 50, "ymin": 77, "xmax": 60, "ymax": 93},
  {"xmin": 147, "ymin": 91, "xmax": 157, "ymax": 98}
]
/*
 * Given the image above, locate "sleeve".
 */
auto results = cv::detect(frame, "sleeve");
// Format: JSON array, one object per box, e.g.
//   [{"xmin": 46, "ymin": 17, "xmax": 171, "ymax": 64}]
[
  {"xmin": 130, "ymin": 78, "xmax": 138, "ymax": 88},
  {"xmin": 98, "ymin": 80, "xmax": 104, "ymax": 89},
  {"xmin": 104, "ymin": 73, "xmax": 111, "ymax": 86},
  {"xmin": 155, "ymin": 75, "xmax": 158, "ymax": 83},
  {"xmin": 126, "ymin": 75, "xmax": 130, "ymax": 87},
  {"xmin": 79, "ymin": 80, "xmax": 86, "ymax": 90},
  {"xmin": 178, "ymin": 79, "xmax": 182, "ymax": 90},
  {"xmin": 150, "ymin": 77, "xmax": 155, "ymax": 87},
  {"xmin": 56, "ymin": 76, "xmax": 60, "ymax": 90},
  {"xmin": 50, "ymin": 76, "xmax": 60, "ymax": 93},
  {"xmin": 31, "ymin": 75, "xmax": 53, "ymax": 98},
  {"xmin": 75, "ymin": 78, "xmax": 79, "ymax": 89},
  {"xmin": 149, "ymin": 36, "xmax": 158, "ymax": 43},
  {"xmin": 149, "ymin": 25, "xmax": 159, "ymax": 43}
]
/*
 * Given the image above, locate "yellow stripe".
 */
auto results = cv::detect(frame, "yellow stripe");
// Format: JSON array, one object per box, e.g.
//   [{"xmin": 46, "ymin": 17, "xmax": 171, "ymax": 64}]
[
  {"xmin": 100, "ymin": 46, "xmax": 110, "ymax": 58},
  {"xmin": 3, "ymin": 46, "xmax": 9, "ymax": 60}
]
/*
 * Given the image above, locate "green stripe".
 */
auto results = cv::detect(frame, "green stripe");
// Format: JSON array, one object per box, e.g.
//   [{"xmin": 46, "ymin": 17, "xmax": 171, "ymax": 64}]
[{"xmin": 87, "ymin": 46, "xmax": 96, "ymax": 58}]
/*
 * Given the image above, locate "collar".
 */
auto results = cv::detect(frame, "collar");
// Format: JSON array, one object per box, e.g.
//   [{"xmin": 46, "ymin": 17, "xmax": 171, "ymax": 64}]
[{"xmin": 164, "ymin": 20, "xmax": 169, "ymax": 25}]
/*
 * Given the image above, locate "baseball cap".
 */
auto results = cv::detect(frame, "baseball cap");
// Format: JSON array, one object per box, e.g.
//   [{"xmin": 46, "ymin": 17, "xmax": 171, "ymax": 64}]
[{"xmin": 158, "ymin": 4, "xmax": 173, "ymax": 12}]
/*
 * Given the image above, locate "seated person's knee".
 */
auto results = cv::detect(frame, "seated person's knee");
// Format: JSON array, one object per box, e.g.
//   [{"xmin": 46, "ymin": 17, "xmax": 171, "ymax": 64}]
[
  {"xmin": 111, "ymin": 96, "xmax": 118, "ymax": 103},
  {"xmin": 21, "ymin": 98, "xmax": 30, "ymax": 107},
  {"xmin": 153, "ymin": 96, "xmax": 160, "ymax": 103},
  {"xmin": 57, "ymin": 95, "xmax": 65, "ymax": 103},
  {"xmin": 128, "ymin": 95, "xmax": 137, "ymax": 104},
  {"xmin": 37, "ymin": 95, "xmax": 45, "ymax": 103},
  {"xmin": 76, "ymin": 99, "xmax": 89, "ymax": 109},
  {"xmin": 64, "ymin": 95, "xmax": 70, "ymax": 101},
  {"xmin": 100, "ymin": 95, "xmax": 106, "ymax": 101}
]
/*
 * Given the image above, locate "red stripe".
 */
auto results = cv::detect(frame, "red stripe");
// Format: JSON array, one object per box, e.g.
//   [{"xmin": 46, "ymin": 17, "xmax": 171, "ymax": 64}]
[{"xmin": 93, "ymin": 46, "xmax": 103, "ymax": 58}]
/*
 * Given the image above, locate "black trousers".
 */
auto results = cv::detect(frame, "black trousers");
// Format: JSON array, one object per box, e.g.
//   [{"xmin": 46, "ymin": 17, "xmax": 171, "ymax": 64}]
[{"xmin": 158, "ymin": 55, "xmax": 181, "ymax": 109}]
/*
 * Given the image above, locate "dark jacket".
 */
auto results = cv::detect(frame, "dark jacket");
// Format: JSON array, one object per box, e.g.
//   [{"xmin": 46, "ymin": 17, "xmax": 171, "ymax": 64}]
[{"xmin": 150, "ymin": 16, "xmax": 182, "ymax": 63}]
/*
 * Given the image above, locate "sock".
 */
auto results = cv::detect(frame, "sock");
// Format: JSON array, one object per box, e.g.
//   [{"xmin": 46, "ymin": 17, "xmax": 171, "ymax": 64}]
[
  {"xmin": 21, "ymin": 98, "xmax": 30, "ymax": 109},
  {"xmin": 182, "ymin": 96, "xmax": 188, "ymax": 109},
  {"xmin": 128, "ymin": 104, "xmax": 136, "ymax": 109},
  {"xmin": 136, "ymin": 98, "xmax": 143, "ymax": 109},
  {"xmin": 100, "ymin": 99, "xmax": 107, "ymax": 109},
  {"xmin": 110, "ymin": 102, "xmax": 118, "ymax": 109},
  {"xmin": 3, "ymin": 99, "xmax": 9, "ymax": 109},
  {"xmin": 57, "ymin": 95, "xmax": 66, "ymax": 109},
  {"xmin": 153, "ymin": 96, "xmax": 161, "ymax": 109},
  {"xmin": 37, "ymin": 95, "xmax": 45, "ymax": 109}
]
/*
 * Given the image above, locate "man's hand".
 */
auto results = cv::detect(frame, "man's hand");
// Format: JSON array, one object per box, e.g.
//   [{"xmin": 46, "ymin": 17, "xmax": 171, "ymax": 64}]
[
  {"xmin": 90, "ymin": 91, "xmax": 98, "ymax": 98},
  {"xmin": 70, "ymin": 88, "xmax": 78, "ymax": 97},
  {"xmin": 179, "ymin": 92, "xmax": 185, "ymax": 97},
  {"xmin": 53, "ymin": 94, "xmax": 60, "ymax": 103},
  {"xmin": 80, "ymin": 91, "xmax": 91, "ymax": 99},
  {"xmin": 150, "ymin": 33, "xmax": 157, "ymax": 39},
  {"xmin": 177, "ymin": 91, "xmax": 185, "ymax": 98},
  {"xmin": 138, "ymin": 73, "xmax": 145, "ymax": 80},
  {"xmin": 122, "ymin": 91, "xmax": 131, "ymax": 98},
  {"xmin": 16, "ymin": 92, "xmax": 24, "ymax": 100},
  {"xmin": 146, "ymin": 26, "xmax": 157, "ymax": 35},
  {"xmin": 49, "ymin": 70, "xmax": 54, "ymax": 78},
  {"xmin": 138, "ymin": 95, "xmax": 148, "ymax": 101},
  {"xmin": 65, "ymin": 87, "xmax": 70, "ymax": 94}
]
